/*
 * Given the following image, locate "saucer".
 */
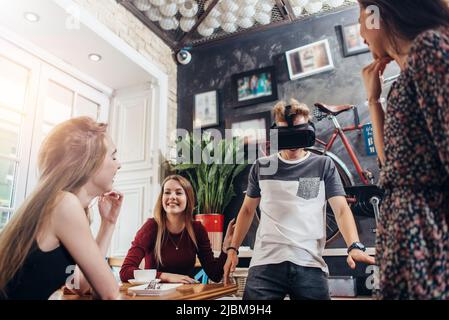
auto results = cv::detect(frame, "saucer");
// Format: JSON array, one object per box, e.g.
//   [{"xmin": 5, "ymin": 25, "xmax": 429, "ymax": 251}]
[{"xmin": 128, "ymin": 279, "xmax": 152, "ymax": 285}]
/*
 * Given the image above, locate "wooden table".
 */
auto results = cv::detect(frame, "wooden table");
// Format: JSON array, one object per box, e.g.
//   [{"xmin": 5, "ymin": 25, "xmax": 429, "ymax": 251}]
[{"xmin": 50, "ymin": 283, "xmax": 238, "ymax": 300}]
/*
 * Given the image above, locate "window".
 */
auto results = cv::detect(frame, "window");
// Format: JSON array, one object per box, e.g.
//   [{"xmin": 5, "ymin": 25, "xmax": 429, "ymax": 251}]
[
  {"xmin": 0, "ymin": 53, "xmax": 31, "ymax": 229},
  {"xmin": 0, "ymin": 37, "xmax": 110, "ymax": 229}
]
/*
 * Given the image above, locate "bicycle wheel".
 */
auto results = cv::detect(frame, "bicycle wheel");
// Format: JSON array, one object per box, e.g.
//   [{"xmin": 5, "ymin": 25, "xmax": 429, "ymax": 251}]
[{"xmin": 306, "ymin": 148, "xmax": 353, "ymax": 243}]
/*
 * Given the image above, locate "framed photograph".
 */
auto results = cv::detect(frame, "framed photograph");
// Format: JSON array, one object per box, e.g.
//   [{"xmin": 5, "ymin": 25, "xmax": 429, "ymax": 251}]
[
  {"xmin": 231, "ymin": 66, "xmax": 278, "ymax": 108},
  {"xmin": 337, "ymin": 23, "xmax": 370, "ymax": 57},
  {"xmin": 193, "ymin": 90, "xmax": 219, "ymax": 128},
  {"xmin": 285, "ymin": 39, "xmax": 334, "ymax": 80},
  {"xmin": 225, "ymin": 111, "xmax": 272, "ymax": 145}
]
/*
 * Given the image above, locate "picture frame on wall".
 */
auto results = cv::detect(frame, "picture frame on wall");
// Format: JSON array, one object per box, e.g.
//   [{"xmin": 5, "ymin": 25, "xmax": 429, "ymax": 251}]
[
  {"xmin": 231, "ymin": 66, "xmax": 278, "ymax": 108},
  {"xmin": 193, "ymin": 90, "xmax": 219, "ymax": 129},
  {"xmin": 337, "ymin": 23, "xmax": 370, "ymax": 57},
  {"xmin": 225, "ymin": 111, "xmax": 272, "ymax": 145},
  {"xmin": 285, "ymin": 39, "xmax": 334, "ymax": 80}
]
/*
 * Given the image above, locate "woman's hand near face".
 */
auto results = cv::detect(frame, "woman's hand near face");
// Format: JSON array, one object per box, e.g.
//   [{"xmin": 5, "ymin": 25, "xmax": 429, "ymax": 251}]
[
  {"xmin": 98, "ymin": 191, "xmax": 124, "ymax": 225},
  {"xmin": 362, "ymin": 58, "xmax": 391, "ymax": 166},
  {"xmin": 362, "ymin": 57, "xmax": 393, "ymax": 103}
]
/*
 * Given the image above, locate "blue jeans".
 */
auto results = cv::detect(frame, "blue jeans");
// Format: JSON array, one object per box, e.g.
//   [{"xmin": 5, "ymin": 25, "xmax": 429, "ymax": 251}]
[{"xmin": 243, "ymin": 262, "xmax": 330, "ymax": 300}]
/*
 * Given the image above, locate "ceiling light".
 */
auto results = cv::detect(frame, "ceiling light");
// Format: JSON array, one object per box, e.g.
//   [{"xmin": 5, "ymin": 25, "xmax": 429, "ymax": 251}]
[
  {"xmin": 88, "ymin": 54, "xmax": 102, "ymax": 62},
  {"xmin": 24, "ymin": 12, "xmax": 40, "ymax": 23}
]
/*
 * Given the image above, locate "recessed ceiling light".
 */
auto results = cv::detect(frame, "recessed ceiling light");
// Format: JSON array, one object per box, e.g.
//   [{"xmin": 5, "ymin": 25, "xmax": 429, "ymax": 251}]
[
  {"xmin": 88, "ymin": 54, "xmax": 102, "ymax": 62},
  {"xmin": 24, "ymin": 12, "xmax": 40, "ymax": 23}
]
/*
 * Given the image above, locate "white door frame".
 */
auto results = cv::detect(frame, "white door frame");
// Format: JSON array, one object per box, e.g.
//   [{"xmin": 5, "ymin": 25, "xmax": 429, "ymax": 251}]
[
  {"xmin": 26, "ymin": 63, "xmax": 111, "ymax": 193},
  {"xmin": 0, "ymin": 0, "xmax": 169, "ymax": 151},
  {"xmin": 53, "ymin": 0, "xmax": 169, "ymax": 159}
]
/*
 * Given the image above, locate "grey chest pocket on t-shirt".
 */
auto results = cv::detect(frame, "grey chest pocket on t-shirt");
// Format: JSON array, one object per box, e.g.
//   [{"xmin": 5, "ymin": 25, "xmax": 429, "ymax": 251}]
[{"xmin": 296, "ymin": 177, "xmax": 321, "ymax": 200}]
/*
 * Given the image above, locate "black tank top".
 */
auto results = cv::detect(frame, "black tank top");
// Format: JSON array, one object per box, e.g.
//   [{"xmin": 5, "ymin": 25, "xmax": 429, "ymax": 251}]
[{"xmin": 3, "ymin": 241, "xmax": 75, "ymax": 300}]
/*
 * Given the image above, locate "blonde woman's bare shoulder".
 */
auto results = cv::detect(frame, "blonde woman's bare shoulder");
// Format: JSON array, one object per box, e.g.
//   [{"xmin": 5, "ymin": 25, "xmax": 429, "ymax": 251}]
[
  {"xmin": 51, "ymin": 191, "xmax": 87, "ymax": 224},
  {"xmin": 56, "ymin": 191, "xmax": 83, "ymax": 208},
  {"xmin": 40, "ymin": 191, "xmax": 89, "ymax": 245}
]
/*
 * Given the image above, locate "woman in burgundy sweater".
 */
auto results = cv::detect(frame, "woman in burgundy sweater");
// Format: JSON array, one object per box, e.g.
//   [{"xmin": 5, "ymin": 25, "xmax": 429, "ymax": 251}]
[{"xmin": 120, "ymin": 175, "xmax": 235, "ymax": 283}]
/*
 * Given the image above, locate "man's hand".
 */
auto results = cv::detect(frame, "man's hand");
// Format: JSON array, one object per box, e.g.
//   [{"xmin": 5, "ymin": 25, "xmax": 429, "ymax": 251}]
[
  {"xmin": 347, "ymin": 249, "xmax": 375, "ymax": 269},
  {"xmin": 222, "ymin": 218, "xmax": 236, "ymax": 253},
  {"xmin": 223, "ymin": 250, "xmax": 238, "ymax": 285}
]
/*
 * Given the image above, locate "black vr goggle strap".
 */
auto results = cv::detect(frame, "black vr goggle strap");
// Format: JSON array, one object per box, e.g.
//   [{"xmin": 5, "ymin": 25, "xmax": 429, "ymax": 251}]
[
  {"xmin": 284, "ymin": 105, "xmax": 294, "ymax": 128},
  {"xmin": 270, "ymin": 105, "xmax": 316, "ymax": 129},
  {"xmin": 270, "ymin": 104, "xmax": 294, "ymax": 129},
  {"xmin": 285, "ymin": 106, "xmax": 316, "ymax": 130}
]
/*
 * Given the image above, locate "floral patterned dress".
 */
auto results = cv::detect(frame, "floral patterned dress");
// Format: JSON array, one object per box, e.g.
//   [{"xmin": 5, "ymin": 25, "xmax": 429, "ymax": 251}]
[{"xmin": 375, "ymin": 27, "xmax": 449, "ymax": 299}]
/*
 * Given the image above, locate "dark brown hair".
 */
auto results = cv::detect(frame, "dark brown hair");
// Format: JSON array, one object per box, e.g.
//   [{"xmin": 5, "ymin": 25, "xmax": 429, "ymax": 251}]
[{"xmin": 358, "ymin": 0, "xmax": 449, "ymax": 53}]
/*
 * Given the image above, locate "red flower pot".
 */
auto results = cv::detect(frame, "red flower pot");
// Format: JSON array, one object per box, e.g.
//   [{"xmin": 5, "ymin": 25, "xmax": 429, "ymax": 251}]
[{"xmin": 195, "ymin": 213, "xmax": 224, "ymax": 254}]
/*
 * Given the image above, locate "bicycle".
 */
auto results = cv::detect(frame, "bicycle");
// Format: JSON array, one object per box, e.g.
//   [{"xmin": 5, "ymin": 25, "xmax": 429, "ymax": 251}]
[{"xmin": 308, "ymin": 102, "xmax": 384, "ymax": 243}]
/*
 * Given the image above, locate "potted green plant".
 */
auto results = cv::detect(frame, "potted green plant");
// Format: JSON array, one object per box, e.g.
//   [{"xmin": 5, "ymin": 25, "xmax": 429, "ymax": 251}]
[{"xmin": 172, "ymin": 132, "xmax": 248, "ymax": 252}]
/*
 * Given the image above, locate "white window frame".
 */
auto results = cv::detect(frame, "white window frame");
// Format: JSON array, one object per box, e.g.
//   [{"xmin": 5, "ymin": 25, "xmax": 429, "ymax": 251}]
[
  {"xmin": 26, "ymin": 63, "xmax": 110, "ymax": 194},
  {"xmin": 0, "ymin": 35, "xmax": 111, "ymax": 223},
  {"xmin": 0, "ymin": 36, "xmax": 40, "ymax": 213}
]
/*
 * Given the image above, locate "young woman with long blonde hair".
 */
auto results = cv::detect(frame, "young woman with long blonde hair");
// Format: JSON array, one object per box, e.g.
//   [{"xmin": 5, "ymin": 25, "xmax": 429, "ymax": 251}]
[
  {"xmin": 120, "ymin": 175, "xmax": 235, "ymax": 284},
  {"xmin": 0, "ymin": 117, "xmax": 123, "ymax": 300}
]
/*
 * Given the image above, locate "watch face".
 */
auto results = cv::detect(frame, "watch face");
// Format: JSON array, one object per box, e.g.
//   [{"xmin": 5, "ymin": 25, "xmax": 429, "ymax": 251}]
[{"xmin": 348, "ymin": 242, "xmax": 366, "ymax": 253}]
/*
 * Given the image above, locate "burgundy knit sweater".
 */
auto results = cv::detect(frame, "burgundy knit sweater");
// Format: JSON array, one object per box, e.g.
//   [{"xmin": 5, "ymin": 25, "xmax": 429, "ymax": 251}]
[{"xmin": 119, "ymin": 218, "xmax": 227, "ymax": 283}]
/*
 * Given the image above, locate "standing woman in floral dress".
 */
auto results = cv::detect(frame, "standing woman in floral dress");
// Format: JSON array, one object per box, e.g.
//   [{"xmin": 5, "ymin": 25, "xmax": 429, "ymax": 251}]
[{"xmin": 358, "ymin": 0, "xmax": 449, "ymax": 299}]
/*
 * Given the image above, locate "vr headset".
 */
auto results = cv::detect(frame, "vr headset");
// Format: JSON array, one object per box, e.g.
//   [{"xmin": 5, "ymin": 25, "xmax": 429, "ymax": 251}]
[{"xmin": 270, "ymin": 105, "xmax": 316, "ymax": 150}]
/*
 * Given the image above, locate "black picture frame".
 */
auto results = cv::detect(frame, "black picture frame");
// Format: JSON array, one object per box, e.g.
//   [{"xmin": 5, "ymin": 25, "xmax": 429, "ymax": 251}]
[
  {"xmin": 231, "ymin": 66, "xmax": 278, "ymax": 108},
  {"xmin": 337, "ymin": 23, "xmax": 370, "ymax": 57},
  {"xmin": 193, "ymin": 90, "xmax": 220, "ymax": 129},
  {"xmin": 225, "ymin": 111, "xmax": 272, "ymax": 145}
]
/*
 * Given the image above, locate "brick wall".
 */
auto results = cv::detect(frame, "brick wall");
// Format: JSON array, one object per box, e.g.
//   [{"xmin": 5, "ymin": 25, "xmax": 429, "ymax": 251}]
[{"xmin": 74, "ymin": 0, "xmax": 177, "ymax": 151}]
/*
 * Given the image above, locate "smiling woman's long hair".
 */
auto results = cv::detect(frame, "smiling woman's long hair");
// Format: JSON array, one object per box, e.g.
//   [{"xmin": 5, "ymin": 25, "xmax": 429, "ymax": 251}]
[
  {"xmin": 153, "ymin": 175, "xmax": 197, "ymax": 266},
  {"xmin": 358, "ymin": 0, "xmax": 449, "ymax": 54},
  {"xmin": 0, "ymin": 117, "xmax": 108, "ymax": 297}
]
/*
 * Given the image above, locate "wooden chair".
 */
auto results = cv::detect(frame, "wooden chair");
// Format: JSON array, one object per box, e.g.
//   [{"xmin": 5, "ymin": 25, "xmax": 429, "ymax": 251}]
[{"xmin": 108, "ymin": 256, "xmax": 125, "ymax": 268}]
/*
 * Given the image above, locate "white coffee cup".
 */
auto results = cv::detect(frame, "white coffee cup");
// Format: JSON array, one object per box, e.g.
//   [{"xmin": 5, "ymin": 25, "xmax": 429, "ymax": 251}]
[{"xmin": 133, "ymin": 269, "xmax": 157, "ymax": 282}]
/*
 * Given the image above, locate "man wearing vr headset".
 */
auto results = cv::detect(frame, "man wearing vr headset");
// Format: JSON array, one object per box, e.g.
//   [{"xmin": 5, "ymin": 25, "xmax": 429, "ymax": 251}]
[{"xmin": 223, "ymin": 99, "xmax": 375, "ymax": 300}]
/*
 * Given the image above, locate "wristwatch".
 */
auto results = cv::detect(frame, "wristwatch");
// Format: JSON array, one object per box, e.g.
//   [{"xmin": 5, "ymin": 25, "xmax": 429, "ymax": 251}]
[
  {"xmin": 347, "ymin": 242, "xmax": 366, "ymax": 254},
  {"xmin": 226, "ymin": 247, "xmax": 239, "ymax": 255}
]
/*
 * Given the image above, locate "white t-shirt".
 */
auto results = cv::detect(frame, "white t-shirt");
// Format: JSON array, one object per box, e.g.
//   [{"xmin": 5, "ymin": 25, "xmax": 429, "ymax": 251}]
[{"xmin": 246, "ymin": 152, "xmax": 346, "ymax": 274}]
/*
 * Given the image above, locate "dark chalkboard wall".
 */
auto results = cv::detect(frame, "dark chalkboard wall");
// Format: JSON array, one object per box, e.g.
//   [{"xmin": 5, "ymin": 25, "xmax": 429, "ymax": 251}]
[{"xmin": 177, "ymin": 5, "xmax": 399, "ymax": 279}]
